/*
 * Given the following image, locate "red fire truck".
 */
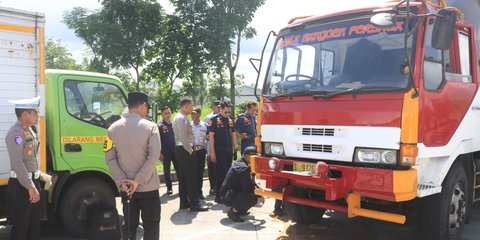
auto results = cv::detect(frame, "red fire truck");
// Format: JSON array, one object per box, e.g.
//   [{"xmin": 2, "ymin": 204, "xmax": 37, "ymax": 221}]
[{"xmin": 251, "ymin": 0, "xmax": 480, "ymax": 239}]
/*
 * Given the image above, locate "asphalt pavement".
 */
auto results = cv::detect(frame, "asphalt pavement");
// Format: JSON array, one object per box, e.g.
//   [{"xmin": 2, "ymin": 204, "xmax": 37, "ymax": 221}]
[{"xmin": 0, "ymin": 179, "xmax": 479, "ymax": 240}]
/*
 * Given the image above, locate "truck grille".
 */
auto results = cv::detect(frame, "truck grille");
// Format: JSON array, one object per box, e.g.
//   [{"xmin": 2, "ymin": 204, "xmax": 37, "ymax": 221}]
[
  {"xmin": 303, "ymin": 144, "xmax": 333, "ymax": 153},
  {"xmin": 302, "ymin": 128, "xmax": 335, "ymax": 136}
]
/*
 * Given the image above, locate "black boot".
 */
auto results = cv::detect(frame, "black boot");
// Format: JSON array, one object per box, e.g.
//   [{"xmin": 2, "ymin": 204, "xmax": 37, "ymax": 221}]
[{"xmin": 227, "ymin": 208, "xmax": 244, "ymax": 222}]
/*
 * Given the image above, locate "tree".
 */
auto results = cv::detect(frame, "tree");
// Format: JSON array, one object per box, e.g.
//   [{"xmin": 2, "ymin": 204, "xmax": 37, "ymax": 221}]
[
  {"xmin": 169, "ymin": 0, "xmax": 211, "ymax": 104},
  {"xmin": 45, "ymin": 38, "xmax": 82, "ymax": 70},
  {"xmin": 63, "ymin": 0, "xmax": 164, "ymax": 90},
  {"xmin": 143, "ymin": 14, "xmax": 190, "ymax": 106},
  {"xmin": 207, "ymin": 0, "xmax": 265, "ymax": 114}
]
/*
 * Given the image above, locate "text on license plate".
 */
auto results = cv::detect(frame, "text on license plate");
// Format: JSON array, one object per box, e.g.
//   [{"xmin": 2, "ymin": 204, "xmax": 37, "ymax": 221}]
[{"xmin": 293, "ymin": 162, "xmax": 317, "ymax": 175}]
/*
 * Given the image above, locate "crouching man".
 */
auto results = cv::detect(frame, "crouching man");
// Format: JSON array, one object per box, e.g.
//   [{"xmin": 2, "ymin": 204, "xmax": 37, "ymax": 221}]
[{"xmin": 219, "ymin": 146, "xmax": 264, "ymax": 222}]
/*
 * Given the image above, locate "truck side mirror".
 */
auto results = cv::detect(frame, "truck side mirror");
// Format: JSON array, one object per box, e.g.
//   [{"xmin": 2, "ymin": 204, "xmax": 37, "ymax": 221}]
[{"xmin": 432, "ymin": 9, "xmax": 457, "ymax": 50}]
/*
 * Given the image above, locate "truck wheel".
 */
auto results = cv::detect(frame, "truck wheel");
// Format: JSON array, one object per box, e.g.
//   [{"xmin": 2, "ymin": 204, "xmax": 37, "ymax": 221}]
[
  {"xmin": 420, "ymin": 163, "xmax": 468, "ymax": 240},
  {"xmin": 284, "ymin": 203, "xmax": 325, "ymax": 224},
  {"xmin": 58, "ymin": 179, "xmax": 116, "ymax": 236}
]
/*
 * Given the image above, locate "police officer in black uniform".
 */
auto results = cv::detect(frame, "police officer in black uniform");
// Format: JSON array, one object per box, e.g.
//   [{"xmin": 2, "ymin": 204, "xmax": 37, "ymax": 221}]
[
  {"xmin": 208, "ymin": 101, "xmax": 237, "ymax": 202},
  {"xmin": 158, "ymin": 106, "xmax": 177, "ymax": 195},
  {"xmin": 235, "ymin": 102, "xmax": 257, "ymax": 154},
  {"xmin": 219, "ymin": 146, "xmax": 264, "ymax": 222}
]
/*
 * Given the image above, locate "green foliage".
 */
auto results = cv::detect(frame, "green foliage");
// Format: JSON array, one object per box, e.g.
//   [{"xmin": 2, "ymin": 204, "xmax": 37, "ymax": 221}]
[
  {"xmin": 45, "ymin": 38, "xmax": 82, "ymax": 70},
  {"xmin": 63, "ymin": 0, "xmax": 164, "ymax": 90},
  {"xmin": 236, "ymin": 99, "xmax": 257, "ymax": 117}
]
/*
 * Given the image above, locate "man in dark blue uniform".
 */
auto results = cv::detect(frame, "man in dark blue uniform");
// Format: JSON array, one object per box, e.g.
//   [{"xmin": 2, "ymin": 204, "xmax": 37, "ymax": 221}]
[
  {"xmin": 219, "ymin": 146, "xmax": 264, "ymax": 222},
  {"xmin": 158, "ymin": 106, "xmax": 177, "ymax": 195},
  {"xmin": 208, "ymin": 101, "xmax": 237, "ymax": 203},
  {"xmin": 235, "ymin": 102, "xmax": 257, "ymax": 154}
]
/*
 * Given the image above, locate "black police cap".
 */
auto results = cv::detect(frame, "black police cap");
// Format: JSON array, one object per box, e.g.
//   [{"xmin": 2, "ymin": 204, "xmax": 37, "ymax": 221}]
[
  {"xmin": 128, "ymin": 92, "xmax": 151, "ymax": 108},
  {"xmin": 244, "ymin": 146, "xmax": 257, "ymax": 155}
]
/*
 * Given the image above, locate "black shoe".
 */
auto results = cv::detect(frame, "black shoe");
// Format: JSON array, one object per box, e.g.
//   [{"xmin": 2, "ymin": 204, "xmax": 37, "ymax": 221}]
[
  {"xmin": 273, "ymin": 208, "xmax": 285, "ymax": 216},
  {"xmin": 179, "ymin": 203, "xmax": 190, "ymax": 210},
  {"xmin": 228, "ymin": 208, "xmax": 245, "ymax": 222},
  {"xmin": 209, "ymin": 189, "xmax": 216, "ymax": 195},
  {"xmin": 190, "ymin": 205, "xmax": 209, "ymax": 212},
  {"xmin": 199, "ymin": 194, "xmax": 206, "ymax": 200},
  {"xmin": 238, "ymin": 211, "xmax": 250, "ymax": 216},
  {"xmin": 167, "ymin": 189, "xmax": 173, "ymax": 195}
]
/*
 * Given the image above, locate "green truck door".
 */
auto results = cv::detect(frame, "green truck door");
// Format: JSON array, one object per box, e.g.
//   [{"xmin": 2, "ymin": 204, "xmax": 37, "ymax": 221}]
[{"xmin": 58, "ymin": 75, "xmax": 127, "ymax": 172}]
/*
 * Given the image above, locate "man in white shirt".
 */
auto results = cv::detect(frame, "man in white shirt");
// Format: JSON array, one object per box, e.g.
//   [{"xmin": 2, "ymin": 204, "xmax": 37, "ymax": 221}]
[
  {"xmin": 204, "ymin": 100, "xmax": 220, "ymax": 195},
  {"xmin": 192, "ymin": 108, "xmax": 208, "ymax": 199}
]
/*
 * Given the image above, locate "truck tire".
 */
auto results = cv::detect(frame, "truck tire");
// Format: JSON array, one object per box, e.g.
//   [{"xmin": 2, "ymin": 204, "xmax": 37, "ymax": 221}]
[
  {"xmin": 284, "ymin": 202, "xmax": 325, "ymax": 224},
  {"xmin": 58, "ymin": 178, "xmax": 116, "ymax": 236},
  {"xmin": 420, "ymin": 162, "xmax": 468, "ymax": 240}
]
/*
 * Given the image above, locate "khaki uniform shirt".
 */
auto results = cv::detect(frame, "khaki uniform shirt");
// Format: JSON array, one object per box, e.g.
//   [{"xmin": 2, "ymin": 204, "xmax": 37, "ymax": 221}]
[
  {"xmin": 172, "ymin": 110, "xmax": 194, "ymax": 153},
  {"xmin": 6, "ymin": 121, "xmax": 40, "ymax": 190},
  {"xmin": 104, "ymin": 113, "xmax": 161, "ymax": 192}
]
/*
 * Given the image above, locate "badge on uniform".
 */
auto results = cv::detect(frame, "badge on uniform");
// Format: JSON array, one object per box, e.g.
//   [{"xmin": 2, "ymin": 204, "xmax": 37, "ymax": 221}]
[
  {"xmin": 103, "ymin": 135, "xmax": 113, "ymax": 152},
  {"xmin": 184, "ymin": 118, "xmax": 188, "ymax": 125},
  {"xmin": 14, "ymin": 135, "xmax": 22, "ymax": 145}
]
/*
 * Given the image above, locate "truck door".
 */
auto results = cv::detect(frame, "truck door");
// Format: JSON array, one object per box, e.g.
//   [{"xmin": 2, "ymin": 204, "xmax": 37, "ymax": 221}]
[
  {"xmin": 420, "ymin": 19, "xmax": 478, "ymax": 147},
  {"xmin": 58, "ymin": 76, "xmax": 127, "ymax": 171}
]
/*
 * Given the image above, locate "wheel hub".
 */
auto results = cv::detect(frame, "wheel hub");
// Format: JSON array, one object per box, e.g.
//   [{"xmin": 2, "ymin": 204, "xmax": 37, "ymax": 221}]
[{"xmin": 448, "ymin": 183, "xmax": 466, "ymax": 235}]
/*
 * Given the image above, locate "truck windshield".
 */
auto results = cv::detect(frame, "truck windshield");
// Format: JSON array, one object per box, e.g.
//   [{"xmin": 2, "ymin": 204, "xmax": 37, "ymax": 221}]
[{"xmin": 263, "ymin": 18, "xmax": 418, "ymax": 98}]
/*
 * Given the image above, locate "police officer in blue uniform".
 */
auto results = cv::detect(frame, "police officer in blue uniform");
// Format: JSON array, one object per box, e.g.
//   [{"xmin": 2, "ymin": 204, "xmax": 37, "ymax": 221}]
[
  {"xmin": 158, "ymin": 106, "xmax": 177, "ymax": 195},
  {"xmin": 235, "ymin": 102, "xmax": 257, "ymax": 154},
  {"xmin": 220, "ymin": 146, "xmax": 264, "ymax": 222},
  {"xmin": 208, "ymin": 101, "xmax": 237, "ymax": 202}
]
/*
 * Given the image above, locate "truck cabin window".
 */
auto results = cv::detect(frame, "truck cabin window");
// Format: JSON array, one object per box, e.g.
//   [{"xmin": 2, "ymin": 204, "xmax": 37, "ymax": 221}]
[
  {"xmin": 64, "ymin": 80, "xmax": 127, "ymax": 128},
  {"xmin": 264, "ymin": 17, "xmax": 417, "ymax": 97}
]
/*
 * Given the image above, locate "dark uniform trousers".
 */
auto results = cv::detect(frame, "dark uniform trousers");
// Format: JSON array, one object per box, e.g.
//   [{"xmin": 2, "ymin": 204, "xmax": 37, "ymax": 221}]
[
  {"xmin": 121, "ymin": 190, "xmax": 160, "ymax": 240},
  {"xmin": 227, "ymin": 192, "xmax": 258, "ymax": 213},
  {"xmin": 162, "ymin": 152, "xmax": 177, "ymax": 190},
  {"xmin": 194, "ymin": 149, "xmax": 207, "ymax": 196},
  {"xmin": 175, "ymin": 146, "xmax": 199, "ymax": 207},
  {"xmin": 207, "ymin": 160, "xmax": 216, "ymax": 192},
  {"xmin": 7, "ymin": 178, "xmax": 41, "ymax": 240},
  {"xmin": 214, "ymin": 149, "xmax": 233, "ymax": 197}
]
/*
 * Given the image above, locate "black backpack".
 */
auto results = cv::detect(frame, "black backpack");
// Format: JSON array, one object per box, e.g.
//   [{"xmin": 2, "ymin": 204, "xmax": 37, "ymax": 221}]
[{"xmin": 86, "ymin": 203, "xmax": 121, "ymax": 240}]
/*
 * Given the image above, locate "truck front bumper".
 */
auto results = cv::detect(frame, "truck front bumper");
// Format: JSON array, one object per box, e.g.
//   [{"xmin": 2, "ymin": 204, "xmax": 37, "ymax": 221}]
[{"xmin": 251, "ymin": 155, "xmax": 418, "ymax": 224}]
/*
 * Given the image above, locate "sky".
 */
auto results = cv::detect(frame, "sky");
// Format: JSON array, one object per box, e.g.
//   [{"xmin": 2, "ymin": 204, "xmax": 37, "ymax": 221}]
[{"xmin": 0, "ymin": 0, "xmax": 399, "ymax": 87}]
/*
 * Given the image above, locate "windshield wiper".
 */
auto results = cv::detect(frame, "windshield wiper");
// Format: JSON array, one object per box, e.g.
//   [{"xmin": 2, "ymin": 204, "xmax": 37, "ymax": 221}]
[
  {"xmin": 313, "ymin": 86, "xmax": 405, "ymax": 99},
  {"xmin": 268, "ymin": 90, "xmax": 329, "ymax": 100}
]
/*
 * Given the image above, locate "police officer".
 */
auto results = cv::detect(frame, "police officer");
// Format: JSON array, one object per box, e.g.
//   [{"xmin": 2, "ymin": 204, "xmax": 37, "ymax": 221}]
[
  {"xmin": 158, "ymin": 106, "xmax": 177, "ymax": 195},
  {"xmin": 235, "ymin": 102, "xmax": 257, "ymax": 154},
  {"xmin": 191, "ymin": 108, "xmax": 208, "ymax": 199},
  {"xmin": 205, "ymin": 101, "xmax": 220, "ymax": 195},
  {"xmin": 172, "ymin": 98, "xmax": 209, "ymax": 212},
  {"xmin": 219, "ymin": 146, "xmax": 264, "ymax": 222},
  {"xmin": 104, "ymin": 92, "xmax": 161, "ymax": 240},
  {"xmin": 209, "ymin": 101, "xmax": 238, "ymax": 202},
  {"xmin": 6, "ymin": 96, "xmax": 52, "ymax": 240}
]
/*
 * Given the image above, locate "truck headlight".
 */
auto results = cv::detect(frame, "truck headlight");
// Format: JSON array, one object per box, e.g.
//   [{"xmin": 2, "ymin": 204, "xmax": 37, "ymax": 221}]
[
  {"xmin": 355, "ymin": 148, "xmax": 397, "ymax": 165},
  {"xmin": 264, "ymin": 142, "xmax": 284, "ymax": 156}
]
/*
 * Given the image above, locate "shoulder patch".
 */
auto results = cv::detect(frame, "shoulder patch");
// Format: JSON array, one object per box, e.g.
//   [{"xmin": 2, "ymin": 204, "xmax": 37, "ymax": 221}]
[
  {"xmin": 103, "ymin": 135, "xmax": 113, "ymax": 152},
  {"xmin": 14, "ymin": 135, "xmax": 22, "ymax": 145}
]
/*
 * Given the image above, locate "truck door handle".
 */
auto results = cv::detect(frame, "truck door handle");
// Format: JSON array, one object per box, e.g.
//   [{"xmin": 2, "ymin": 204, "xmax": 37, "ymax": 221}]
[
  {"xmin": 64, "ymin": 143, "xmax": 82, "ymax": 152},
  {"xmin": 472, "ymin": 106, "xmax": 480, "ymax": 111}
]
